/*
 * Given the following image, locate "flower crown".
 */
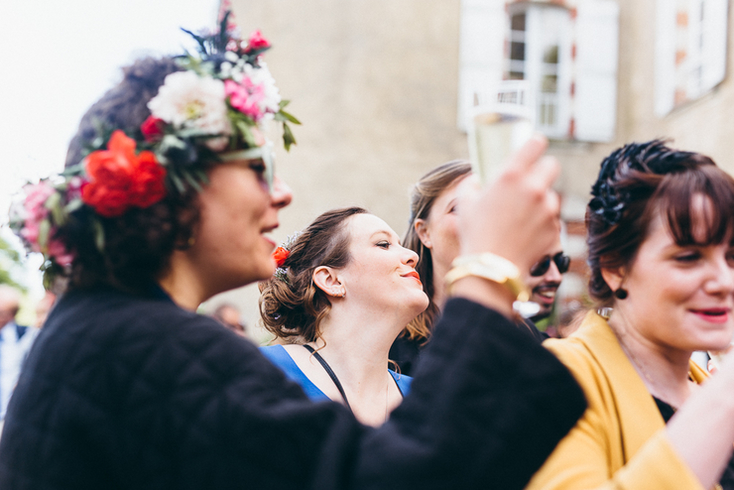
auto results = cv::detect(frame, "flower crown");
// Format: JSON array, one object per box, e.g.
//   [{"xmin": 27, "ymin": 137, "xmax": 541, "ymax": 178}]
[{"xmin": 8, "ymin": 11, "xmax": 299, "ymax": 285}]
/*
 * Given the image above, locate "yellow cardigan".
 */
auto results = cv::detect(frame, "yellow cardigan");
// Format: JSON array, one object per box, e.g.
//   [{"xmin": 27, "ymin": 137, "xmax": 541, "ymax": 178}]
[{"xmin": 525, "ymin": 311, "xmax": 708, "ymax": 490}]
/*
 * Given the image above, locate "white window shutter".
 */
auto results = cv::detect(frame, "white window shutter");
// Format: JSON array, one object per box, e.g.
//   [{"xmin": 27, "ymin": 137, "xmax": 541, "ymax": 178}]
[
  {"xmin": 654, "ymin": 0, "xmax": 677, "ymax": 116},
  {"xmin": 457, "ymin": 0, "xmax": 507, "ymax": 131},
  {"xmin": 700, "ymin": 0, "xmax": 728, "ymax": 93},
  {"xmin": 574, "ymin": 0, "xmax": 619, "ymax": 142}
]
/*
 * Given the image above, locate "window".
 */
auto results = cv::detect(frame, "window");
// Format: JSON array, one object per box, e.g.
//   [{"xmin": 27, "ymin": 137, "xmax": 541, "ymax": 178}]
[
  {"xmin": 655, "ymin": 0, "xmax": 728, "ymax": 116},
  {"xmin": 458, "ymin": 0, "xmax": 619, "ymax": 143},
  {"xmin": 506, "ymin": 4, "xmax": 572, "ymax": 138}
]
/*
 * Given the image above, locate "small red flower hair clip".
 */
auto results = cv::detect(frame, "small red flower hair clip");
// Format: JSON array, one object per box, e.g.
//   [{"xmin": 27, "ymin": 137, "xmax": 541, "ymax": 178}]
[{"xmin": 272, "ymin": 246, "xmax": 290, "ymax": 267}]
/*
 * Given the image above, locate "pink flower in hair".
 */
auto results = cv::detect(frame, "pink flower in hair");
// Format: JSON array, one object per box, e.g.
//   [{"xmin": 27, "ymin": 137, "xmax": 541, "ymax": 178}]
[
  {"xmin": 46, "ymin": 239, "xmax": 74, "ymax": 267},
  {"xmin": 246, "ymin": 30, "xmax": 270, "ymax": 51},
  {"xmin": 20, "ymin": 182, "xmax": 55, "ymax": 251},
  {"xmin": 225, "ymin": 79, "xmax": 266, "ymax": 121}
]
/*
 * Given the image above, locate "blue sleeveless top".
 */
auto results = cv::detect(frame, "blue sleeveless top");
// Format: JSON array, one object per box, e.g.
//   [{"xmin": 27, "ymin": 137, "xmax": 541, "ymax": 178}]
[{"xmin": 260, "ymin": 344, "xmax": 412, "ymax": 401}]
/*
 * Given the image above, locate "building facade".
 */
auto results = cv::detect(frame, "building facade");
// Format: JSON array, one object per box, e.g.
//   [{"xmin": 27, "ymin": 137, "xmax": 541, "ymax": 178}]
[{"xmin": 211, "ymin": 0, "xmax": 734, "ymax": 339}]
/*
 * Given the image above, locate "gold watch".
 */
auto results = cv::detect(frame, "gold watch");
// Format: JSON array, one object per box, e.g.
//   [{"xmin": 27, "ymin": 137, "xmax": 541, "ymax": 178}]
[{"xmin": 445, "ymin": 253, "xmax": 530, "ymax": 302}]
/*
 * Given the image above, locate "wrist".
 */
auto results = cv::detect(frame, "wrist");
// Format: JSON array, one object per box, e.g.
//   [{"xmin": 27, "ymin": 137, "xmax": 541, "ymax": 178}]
[
  {"xmin": 445, "ymin": 253, "xmax": 530, "ymax": 318},
  {"xmin": 450, "ymin": 276, "xmax": 516, "ymax": 317},
  {"xmin": 445, "ymin": 253, "xmax": 530, "ymax": 302}
]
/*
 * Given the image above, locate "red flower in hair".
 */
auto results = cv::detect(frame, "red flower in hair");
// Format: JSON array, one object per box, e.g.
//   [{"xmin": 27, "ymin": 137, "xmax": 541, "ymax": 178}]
[
  {"xmin": 272, "ymin": 246, "xmax": 289, "ymax": 267},
  {"xmin": 246, "ymin": 30, "xmax": 270, "ymax": 51},
  {"xmin": 82, "ymin": 130, "xmax": 167, "ymax": 218},
  {"xmin": 140, "ymin": 115, "xmax": 166, "ymax": 142}
]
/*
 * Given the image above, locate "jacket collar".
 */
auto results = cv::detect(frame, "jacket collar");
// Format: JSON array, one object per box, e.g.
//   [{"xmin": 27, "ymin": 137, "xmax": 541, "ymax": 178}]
[{"xmin": 571, "ymin": 310, "xmax": 707, "ymax": 460}]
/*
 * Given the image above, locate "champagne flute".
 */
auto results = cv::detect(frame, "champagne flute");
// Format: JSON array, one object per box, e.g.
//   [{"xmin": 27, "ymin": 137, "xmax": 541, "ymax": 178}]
[
  {"xmin": 466, "ymin": 80, "xmax": 536, "ymax": 185},
  {"xmin": 467, "ymin": 80, "xmax": 538, "ymax": 317}
]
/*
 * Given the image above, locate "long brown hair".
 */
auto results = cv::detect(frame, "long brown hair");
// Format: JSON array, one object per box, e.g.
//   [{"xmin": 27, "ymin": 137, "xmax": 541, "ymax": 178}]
[{"xmin": 402, "ymin": 160, "xmax": 472, "ymax": 341}]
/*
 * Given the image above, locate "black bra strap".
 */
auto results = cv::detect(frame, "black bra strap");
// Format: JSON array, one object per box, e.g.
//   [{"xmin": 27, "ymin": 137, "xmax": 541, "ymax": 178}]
[
  {"xmin": 303, "ymin": 345, "xmax": 352, "ymax": 411},
  {"xmin": 390, "ymin": 371, "xmax": 404, "ymax": 397}
]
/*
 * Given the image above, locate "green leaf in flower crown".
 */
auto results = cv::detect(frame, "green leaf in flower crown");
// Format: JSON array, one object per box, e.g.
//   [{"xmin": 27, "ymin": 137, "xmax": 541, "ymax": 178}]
[
  {"xmin": 236, "ymin": 121, "xmax": 258, "ymax": 148},
  {"xmin": 93, "ymin": 219, "xmax": 105, "ymax": 253},
  {"xmin": 41, "ymin": 260, "xmax": 64, "ymax": 291},
  {"xmin": 183, "ymin": 171, "xmax": 204, "ymax": 193},
  {"xmin": 195, "ymin": 169, "xmax": 210, "ymax": 186},
  {"xmin": 275, "ymin": 110, "xmax": 301, "ymax": 125},
  {"xmin": 279, "ymin": 100, "xmax": 291, "ymax": 110},
  {"xmin": 168, "ymin": 172, "xmax": 186, "ymax": 194},
  {"xmin": 65, "ymin": 199, "xmax": 83, "ymax": 214},
  {"xmin": 176, "ymin": 127, "xmax": 210, "ymax": 139},
  {"xmin": 44, "ymin": 190, "xmax": 61, "ymax": 210},
  {"xmin": 283, "ymin": 123, "xmax": 296, "ymax": 152},
  {"xmin": 38, "ymin": 219, "xmax": 51, "ymax": 250},
  {"xmin": 47, "ymin": 193, "xmax": 67, "ymax": 227},
  {"xmin": 60, "ymin": 163, "xmax": 84, "ymax": 178},
  {"xmin": 215, "ymin": 11, "xmax": 232, "ymax": 52},
  {"xmin": 181, "ymin": 28, "xmax": 208, "ymax": 55}
]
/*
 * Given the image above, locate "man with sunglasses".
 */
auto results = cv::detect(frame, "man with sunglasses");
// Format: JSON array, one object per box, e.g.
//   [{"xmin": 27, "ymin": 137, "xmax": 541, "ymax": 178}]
[{"xmin": 524, "ymin": 239, "xmax": 571, "ymax": 324}]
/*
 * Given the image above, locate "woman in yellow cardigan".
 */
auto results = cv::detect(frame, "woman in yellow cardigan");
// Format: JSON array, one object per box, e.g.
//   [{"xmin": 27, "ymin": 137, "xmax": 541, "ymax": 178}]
[{"xmin": 527, "ymin": 140, "xmax": 734, "ymax": 490}]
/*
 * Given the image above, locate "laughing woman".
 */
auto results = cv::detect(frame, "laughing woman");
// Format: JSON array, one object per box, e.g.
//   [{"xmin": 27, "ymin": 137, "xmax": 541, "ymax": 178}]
[
  {"xmin": 527, "ymin": 140, "xmax": 734, "ymax": 490},
  {"xmin": 260, "ymin": 208, "xmax": 426, "ymax": 426}
]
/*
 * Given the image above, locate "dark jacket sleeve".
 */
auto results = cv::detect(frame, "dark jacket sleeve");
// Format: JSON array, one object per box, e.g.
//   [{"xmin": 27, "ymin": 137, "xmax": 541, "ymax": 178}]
[
  {"xmin": 348, "ymin": 298, "xmax": 587, "ymax": 490},
  {"xmin": 0, "ymin": 293, "xmax": 584, "ymax": 490}
]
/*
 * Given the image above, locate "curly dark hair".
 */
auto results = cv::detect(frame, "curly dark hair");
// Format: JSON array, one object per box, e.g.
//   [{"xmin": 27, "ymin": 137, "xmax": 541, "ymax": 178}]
[
  {"xmin": 259, "ymin": 207, "xmax": 368, "ymax": 343},
  {"xmin": 587, "ymin": 139, "xmax": 734, "ymax": 305},
  {"xmin": 59, "ymin": 57, "xmax": 207, "ymax": 294}
]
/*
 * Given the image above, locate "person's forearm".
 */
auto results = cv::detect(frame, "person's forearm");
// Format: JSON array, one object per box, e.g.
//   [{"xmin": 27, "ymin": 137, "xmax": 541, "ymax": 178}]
[
  {"xmin": 449, "ymin": 276, "xmax": 515, "ymax": 318},
  {"xmin": 666, "ymin": 357, "xmax": 734, "ymax": 489},
  {"xmin": 353, "ymin": 298, "xmax": 586, "ymax": 490}
]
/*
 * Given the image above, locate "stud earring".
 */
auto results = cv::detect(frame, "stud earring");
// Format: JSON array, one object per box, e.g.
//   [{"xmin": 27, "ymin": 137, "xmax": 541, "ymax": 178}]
[{"xmin": 614, "ymin": 288, "xmax": 628, "ymax": 300}]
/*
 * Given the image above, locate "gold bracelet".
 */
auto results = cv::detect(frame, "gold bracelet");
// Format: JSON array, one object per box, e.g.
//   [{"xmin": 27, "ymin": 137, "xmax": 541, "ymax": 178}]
[{"xmin": 445, "ymin": 253, "xmax": 530, "ymax": 302}]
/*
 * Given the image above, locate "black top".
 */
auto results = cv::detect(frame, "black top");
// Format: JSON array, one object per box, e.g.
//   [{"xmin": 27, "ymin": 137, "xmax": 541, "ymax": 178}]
[
  {"xmin": 388, "ymin": 333, "xmax": 423, "ymax": 376},
  {"xmin": 654, "ymin": 396, "xmax": 734, "ymax": 489},
  {"xmin": 390, "ymin": 316, "xmax": 548, "ymax": 376},
  {"xmin": 0, "ymin": 288, "xmax": 585, "ymax": 490}
]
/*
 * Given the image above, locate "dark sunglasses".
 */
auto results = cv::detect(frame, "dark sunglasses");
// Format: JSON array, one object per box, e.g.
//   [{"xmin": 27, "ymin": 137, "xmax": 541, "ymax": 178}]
[{"xmin": 530, "ymin": 252, "xmax": 571, "ymax": 277}]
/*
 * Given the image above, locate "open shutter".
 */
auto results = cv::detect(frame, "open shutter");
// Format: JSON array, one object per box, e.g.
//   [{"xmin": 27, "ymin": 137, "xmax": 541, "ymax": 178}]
[
  {"xmin": 574, "ymin": 0, "xmax": 619, "ymax": 142},
  {"xmin": 457, "ymin": 0, "xmax": 506, "ymax": 131},
  {"xmin": 700, "ymin": 0, "xmax": 728, "ymax": 93}
]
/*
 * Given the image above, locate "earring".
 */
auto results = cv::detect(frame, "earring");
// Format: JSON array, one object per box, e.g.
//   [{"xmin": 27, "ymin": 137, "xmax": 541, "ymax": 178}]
[
  {"xmin": 187, "ymin": 235, "xmax": 196, "ymax": 247},
  {"xmin": 614, "ymin": 288, "xmax": 628, "ymax": 300}
]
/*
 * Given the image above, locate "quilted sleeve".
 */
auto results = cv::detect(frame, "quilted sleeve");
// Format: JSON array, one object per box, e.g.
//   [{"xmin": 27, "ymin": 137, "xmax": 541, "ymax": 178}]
[{"xmin": 350, "ymin": 298, "xmax": 587, "ymax": 490}]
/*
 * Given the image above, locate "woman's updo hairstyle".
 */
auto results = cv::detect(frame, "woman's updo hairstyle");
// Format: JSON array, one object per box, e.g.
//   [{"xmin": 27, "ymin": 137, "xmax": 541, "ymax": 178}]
[
  {"xmin": 60, "ymin": 57, "xmax": 204, "ymax": 294},
  {"xmin": 587, "ymin": 139, "xmax": 734, "ymax": 305},
  {"xmin": 259, "ymin": 207, "xmax": 369, "ymax": 343},
  {"xmin": 402, "ymin": 160, "xmax": 472, "ymax": 341}
]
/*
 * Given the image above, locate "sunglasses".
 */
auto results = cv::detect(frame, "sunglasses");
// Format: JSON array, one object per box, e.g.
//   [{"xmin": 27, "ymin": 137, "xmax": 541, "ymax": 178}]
[
  {"xmin": 219, "ymin": 142, "xmax": 276, "ymax": 191},
  {"xmin": 530, "ymin": 252, "xmax": 571, "ymax": 277}
]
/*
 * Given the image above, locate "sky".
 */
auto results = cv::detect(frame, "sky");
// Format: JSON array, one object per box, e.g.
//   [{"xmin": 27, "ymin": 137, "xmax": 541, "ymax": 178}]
[{"xmin": 0, "ymin": 0, "xmax": 219, "ymax": 296}]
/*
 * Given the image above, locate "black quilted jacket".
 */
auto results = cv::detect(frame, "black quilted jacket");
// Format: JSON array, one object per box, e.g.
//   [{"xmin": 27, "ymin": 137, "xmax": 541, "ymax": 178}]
[{"xmin": 0, "ymin": 288, "xmax": 585, "ymax": 489}]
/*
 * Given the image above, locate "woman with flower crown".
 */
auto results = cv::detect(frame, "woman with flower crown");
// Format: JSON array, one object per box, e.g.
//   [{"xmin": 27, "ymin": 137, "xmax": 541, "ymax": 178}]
[
  {"xmin": 0, "ymin": 13, "xmax": 585, "ymax": 490},
  {"xmin": 525, "ymin": 140, "xmax": 734, "ymax": 490},
  {"xmin": 259, "ymin": 207, "xmax": 426, "ymax": 426}
]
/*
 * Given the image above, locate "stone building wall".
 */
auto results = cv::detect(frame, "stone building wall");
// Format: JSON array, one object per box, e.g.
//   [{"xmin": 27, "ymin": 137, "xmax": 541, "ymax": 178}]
[{"xmin": 207, "ymin": 0, "xmax": 734, "ymax": 341}]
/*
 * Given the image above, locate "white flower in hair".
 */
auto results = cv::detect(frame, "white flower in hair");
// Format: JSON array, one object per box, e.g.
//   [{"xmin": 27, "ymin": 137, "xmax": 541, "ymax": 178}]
[{"xmin": 148, "ymin": 71, "xmax": 232, "ymax": 150}]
